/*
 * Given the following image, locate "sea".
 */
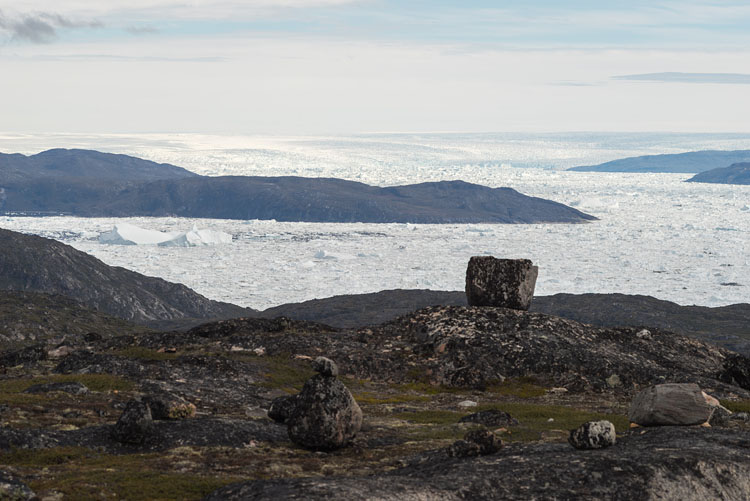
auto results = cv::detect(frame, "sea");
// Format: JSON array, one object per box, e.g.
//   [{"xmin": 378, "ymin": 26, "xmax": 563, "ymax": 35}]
[{"xmin": 1, "ymin": 132, "xmax": 749, "ymax": 310}]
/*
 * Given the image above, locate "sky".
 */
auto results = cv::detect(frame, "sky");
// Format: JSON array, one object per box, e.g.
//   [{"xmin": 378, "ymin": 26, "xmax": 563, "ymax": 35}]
[{"xmin": 1, "ymin": 1, "xmax": 749, "ymax": 134}]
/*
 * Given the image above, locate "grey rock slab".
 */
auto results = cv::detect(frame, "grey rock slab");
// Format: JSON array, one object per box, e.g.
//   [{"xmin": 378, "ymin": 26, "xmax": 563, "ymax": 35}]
[
  {"xmin": 0, "ymin": 469, "xmax": 36, "ymax": 500},
  {"xmin": 205, "ymin": 427, "xmax": 750, "ymax": 501},
  {"xmin": 465, "ymin": 257, "xmax": 538, "ymax": 310},
  {"xmin": 629, "ymin": 383, "xmax": 712, "ymax": 426},
  {"xmin": 459, "ymin": 409, "xmax": 518, "ymax": 427}
]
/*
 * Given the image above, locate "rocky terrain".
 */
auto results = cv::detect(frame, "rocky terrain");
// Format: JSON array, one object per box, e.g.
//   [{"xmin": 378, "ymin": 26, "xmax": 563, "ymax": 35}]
[
  {"xmin": 2, "ymin": 235, "xmax": 750, "ymax": 499},
  {"xmin": 569, "ymin": 149, "xmax": 750, "ymax": 173},
  {"xmin": 1, "ymin": 301, "xmax": 750, "ymax": 499},
  {"xmin": 0, "ymin": 229, "xmax": 251, "ymax": 324},
  {"xmin": 0, "ymin": 149, "xmax": 594, "ymax": 223},
  {"xmin": 686, "ymin": 162, "xmax": 750, "ymax": 185}
]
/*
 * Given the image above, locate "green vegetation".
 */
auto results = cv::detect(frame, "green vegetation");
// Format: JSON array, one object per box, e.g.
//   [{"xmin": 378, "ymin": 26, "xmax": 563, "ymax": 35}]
[
  {"xmin": 257, "ymin": 355, "xmax": 316, "ymax": 392},
  {"xmin": 352, "ymin": 391, "xmax": 430, "ymax": 405},
  {"xmin": 112, "ymin": 346, "xmax": 179, "ymax": 361},
  {"xmin": 1, "ymin": 447, "xmax": 236, "ymax": 500},
  {"xmin": 721, "ymin": 399, "xmax": 750, "ymax": 413},
  {"xmin": 394, "ymin": 409, "xmax": 463, "ymax": 425},
  {"xmin": 0, "ymin": 374, "xmax": 134, "ymax": 394}
]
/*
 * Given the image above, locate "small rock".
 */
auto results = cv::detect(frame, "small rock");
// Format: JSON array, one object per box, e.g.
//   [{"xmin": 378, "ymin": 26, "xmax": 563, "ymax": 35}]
[
  {"xmin": 457, "ymin": 400, "xmax": 478, "ymax": 408},
  {"xmin": 268, "ymin": 395, "xmax": 298, "ymax": 424},
  {"xmin": 459, "ymin": 409, "xmax": 518, "ymax": 427},
  {"xmin": 313, "ymin": 357, "xmax": 338, "ymax": 377},
  {"xmin": 48, "ymin": 346, "xmax": 74, "ymax": 358},
  {"xmin": 606, "ymin": 374, "xmax": 622, "ymax": 388},
  {"xmin": 635, "ymin": 329, "xmax": 652, "ymax": 340},
  {"xmin": 111, "ymin": 400, "xmax": 154, "ymax": 444},
  {"xmin": 287, "ymin": 375, "xmax": 362, "ymax": 451},
  {"xmin": 23, "ymin": 382, "xmax": 89, "ymax": 395},
  {"xmin": 84, "ymin": 332, "xmax": 103, "ymax": 343},
  {"xmin": 465, "ymin": 256, "xmax": 538, "ymax": 310},
  {"xmin": 569, "ymin": 420, "xmax": 616, "ymax": 450},
  {"xmin": 448, "ymin": 429, "xmax": 503, "ymax": 458},
  {"xmin": 730, "ymin": 412, "xmax": 750, "ymax": 422},
  {"xmin": 143, "ymin": 394, "xmax": 196, "ymax": 420},
  {"xmin": 628, "ymin": 383, "xmax": 712, "ymax": 426}
]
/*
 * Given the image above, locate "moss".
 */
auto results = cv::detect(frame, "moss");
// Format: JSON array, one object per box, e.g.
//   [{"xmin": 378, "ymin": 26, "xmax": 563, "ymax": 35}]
[
  {"xmin": 393, "ymin": 410, "xmax": 463, "ymax": 425},
  {"xmin": 485, "ymin": 377, "xmax": 547, "ymax": 398},
  {"xmin": 0, "ymin": 374, "xmax": 134, "ymax": 395},
  {"xmin": 256, "ymin": 355, "xmax": 316, "ymax": 392},
  {"xmin": 476, "ymin": 402, "xmax": 629, "ymax": 442},
  {"xmin": 3, "ymin": 447, "xmax": 238, "ymax": 501},
  {"xmin": 353, "ymin": 391, "xmax": 430, "ymax": 405},
  {"xmin": 721, "ymin": 399, "xmax": 750, "ymax": 413},
  {"xmin": 112, "ymin": 346, "xmax": 178, "ymax": 361}
]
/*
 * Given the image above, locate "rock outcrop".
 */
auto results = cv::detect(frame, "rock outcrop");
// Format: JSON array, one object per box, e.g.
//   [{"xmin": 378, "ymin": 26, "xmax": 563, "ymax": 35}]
[
  {"xmin": 287, "ymin": 358, "xmax": 363, "ymax": 451},
  {"xmin": 0, "ymin": 228, "xmax": 252, "ymax": 324},
  {"xmin": 465, "ymin": 257, "xmax": 538, "ymax": 310}
]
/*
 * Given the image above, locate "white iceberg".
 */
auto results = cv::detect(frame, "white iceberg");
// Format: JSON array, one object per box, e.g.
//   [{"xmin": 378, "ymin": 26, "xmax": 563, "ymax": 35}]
[
  {"xmin": 158, "ymin": 225, "xmax": 233, "ymax": 247},
  {"xmin": 98, "ymin": 223, "xmax": 178, "ymax": 245},
  {"xmin": 99, "ymin": 223, "xmax": 231, "ymax": 247}
]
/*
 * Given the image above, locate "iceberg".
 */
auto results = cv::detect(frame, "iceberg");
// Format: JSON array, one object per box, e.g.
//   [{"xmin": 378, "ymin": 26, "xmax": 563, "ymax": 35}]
[
  {"xmin": 98, "ymin": 223, "xmax": 178, "ymax": 245},
  {"xmin": 158, "ymin": 225, "xmax": 233, "ymax": 247},
  {"xmin": 99, "ymin": 223, "xmax": 231, "ymax": 247}
]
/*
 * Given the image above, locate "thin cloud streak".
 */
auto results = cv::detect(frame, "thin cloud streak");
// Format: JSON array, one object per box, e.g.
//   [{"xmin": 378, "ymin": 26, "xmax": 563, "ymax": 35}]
[
  {"xmin": 614, "ymin": 72, "xmax": 750, "ymax": 84},
  {"xmin": 0, "ymin": 10, "xmax": 102, "ymax": 43}
]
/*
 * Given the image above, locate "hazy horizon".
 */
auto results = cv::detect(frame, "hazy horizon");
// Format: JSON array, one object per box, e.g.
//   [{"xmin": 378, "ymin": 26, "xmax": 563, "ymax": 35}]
[{"xmin": 2, "ymin": 1, "xmax": 750, "ymax": 135}]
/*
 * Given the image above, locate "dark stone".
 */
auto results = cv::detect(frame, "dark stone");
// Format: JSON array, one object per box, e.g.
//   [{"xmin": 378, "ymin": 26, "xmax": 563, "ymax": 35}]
[
  {"xmin": 0, "ymin": 469, "xmax": 36, "ymax": 500},
  {"xmin": 268, "ymin": 395, "xmax": 298, "ymax": 424},
  {"xmin": 313, "ymin": 357, "xmax": 338, "ymax": 377},
  {"xmin": 287, "ymin": 375, "xmax": 362, "ymax": 451},
  {"xmin": 629, "ymin": 383, "xmax": 712, "ymax": 426},
  {"xmin": 448, "ymin": 429, "xmax": 503, "ymax": 457},
  {"xmin": 111, "ymin": 400, "xmax": 154, "ymax": 444},
  {"xmin": 465, "ymin": 257, "xmax": 538, "ymax": 310},
  {"xmin": 568, "ymin": 420, "xmax": 616, "ymax": 449},
  {"xmin": 142, "ymin": 394, "xmax": 196, "ymax": 420},
  {"xmin": 0, "ymin": 344, "xmax": 47, "ymax": 367},
  {"xmin": 459, "ymin": 409, "xmax": 518, "ymax": 427},
  {"xmin": 23, "ymin": 381, "xmax": 89, "ymax": 395},
  {"xmin": 84, "ymin": 332, "xmax": 103, "ymax": 342},
  {"xmin": 719, "ymin": 354, "xmax": 750, "ymax": 391}
]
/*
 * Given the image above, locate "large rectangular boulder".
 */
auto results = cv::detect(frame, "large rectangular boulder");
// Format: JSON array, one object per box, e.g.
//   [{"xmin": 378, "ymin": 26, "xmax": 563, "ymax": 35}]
[
  {"xmin": 465, "ymin": 257, "xmax": 538, "ymax": 310},
  {"xmin": 628, "ymin": 383, "xmax": 713, "ymax": 426}
]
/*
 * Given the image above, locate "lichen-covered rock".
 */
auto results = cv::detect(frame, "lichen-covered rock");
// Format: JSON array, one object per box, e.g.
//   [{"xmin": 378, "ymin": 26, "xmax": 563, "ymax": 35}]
[
  {"xmin": 23, "ymin": 381, "xmax": 89, "ymax": 395},
  {"xmin": 465, "ymin": 257, "xmax": 538, "ymax": 310},
  {"xmin": 143, "ymin": 394, "xmax": 196, "ymax": 420},
  {"xmin": 568, "ymin": 420, "xmax": 616, "ymax": 449},
  {"xmin": 287, "ymin": 375, "xmax": 362, "ymax": 451},
  {"xmin": 0, "ymin": 469, "xmax": 36, "ymax": 500},
  {"xmin": 459, "ymin": 409, "xmax": 518, "ymax": 427},
  {"xmin": 448, "ymin": 429, "xmax": 503, "ymax": 457},
  {"xmin": 268, "ymin": 395, "xmax": 298, "ymax": 424},
  {"xmin": 629, "ymin": 383, "xmax": 712, "ymax": 426},
  {"xmin": 111, "ymin": 400, "xmax": 154, "ymax": 444},
  {"xmin": 313, "ymin": 356, "xmax": 338, "ymax": 377}
]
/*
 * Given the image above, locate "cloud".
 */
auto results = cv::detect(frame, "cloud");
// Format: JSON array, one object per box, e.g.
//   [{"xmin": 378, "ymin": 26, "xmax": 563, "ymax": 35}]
[
  {"xmin": 0, "ymin": 10, "xmax": 102, "ymax": 43},
  {"xmin": 613, "ymin": 72, "xmax": 750, "ymax": 84}
]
